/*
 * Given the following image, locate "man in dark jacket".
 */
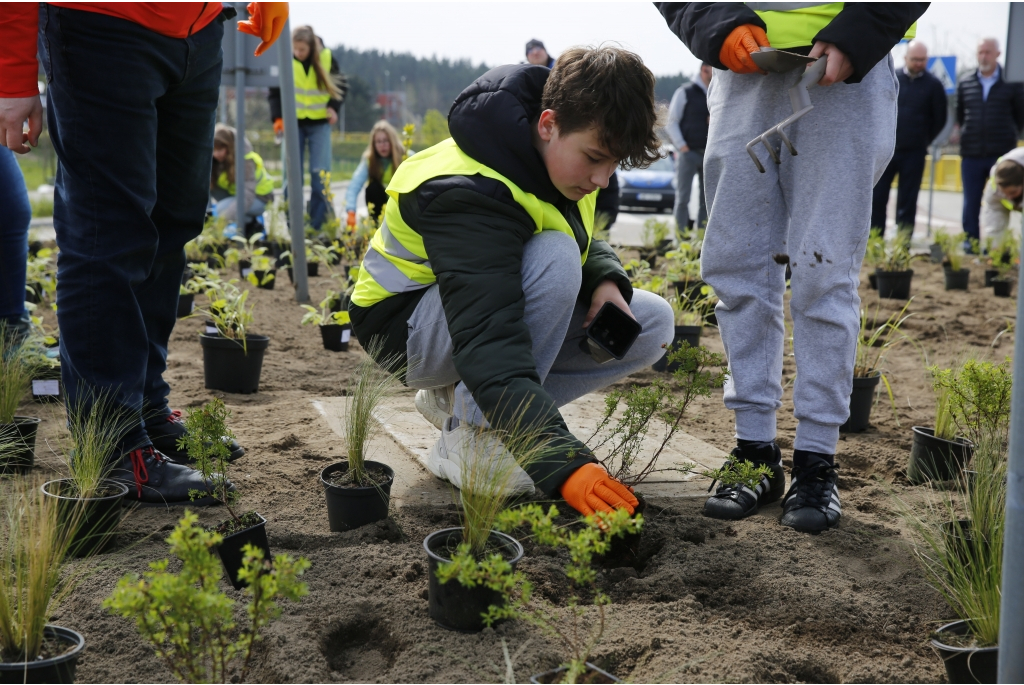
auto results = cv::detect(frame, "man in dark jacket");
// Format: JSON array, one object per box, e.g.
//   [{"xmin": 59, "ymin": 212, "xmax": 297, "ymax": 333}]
[
  {"xmin": 871, "ymin": 41, "xmax": 948, "ymax": 236},
  {"xmin": 659, "ymin": 2, "xmax": 927, "ymax": 533},
  {"xmin": 667, "ymin": 63, "xmax": 713, "ymax": 232},
  {"xmin": 349, "ymin": 47, "xmax": 672, "ymax": 517},
  {"xmin": 957, "ymin": 37, "xmax": 1024, "ymax": 248}
]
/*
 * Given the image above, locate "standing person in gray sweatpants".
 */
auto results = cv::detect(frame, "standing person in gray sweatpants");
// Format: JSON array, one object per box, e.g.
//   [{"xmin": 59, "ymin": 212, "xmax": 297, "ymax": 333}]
[{"xmin": 659, "ymin": 2, "xmax": 928, "ymax": 532}]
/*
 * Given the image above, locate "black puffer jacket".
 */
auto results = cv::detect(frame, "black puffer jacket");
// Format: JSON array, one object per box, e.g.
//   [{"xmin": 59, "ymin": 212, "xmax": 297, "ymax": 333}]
[
  {"xmin": 956, "ymin": 70, "xmax": 1024, "ymax": 159},
  {"xmin": 350, "ymin": 64, "xmax": 632, "ymax": 495}
]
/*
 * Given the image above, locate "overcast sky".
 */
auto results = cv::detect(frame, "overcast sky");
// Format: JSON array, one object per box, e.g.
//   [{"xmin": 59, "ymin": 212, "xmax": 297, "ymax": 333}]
[{"xmin": 290, "ymin": 1, "xmax": 1013, "ymax": 78}]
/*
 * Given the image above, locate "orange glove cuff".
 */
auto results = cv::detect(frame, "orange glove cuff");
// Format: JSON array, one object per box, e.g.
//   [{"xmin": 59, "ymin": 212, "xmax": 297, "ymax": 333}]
[
  {"xmin": 560, "ymin": 463, "xmax": 638, "ymax": 517},
  {"xmin": 719, "ymin": 24, "xmax": 770, "ymax": 74},
  {"xmin": 273, "ymin": 118, "xmax": 284, "ymax": 135},
  {"xmin": 346, "ymin": 210, "xmax": 357, "ymax": 227}
]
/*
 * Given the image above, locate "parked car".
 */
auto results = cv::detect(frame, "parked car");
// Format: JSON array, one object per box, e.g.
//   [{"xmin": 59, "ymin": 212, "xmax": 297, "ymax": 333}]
[{"xmin": 618, "ymin": 152, "xmax": 675, "ymax": 213}]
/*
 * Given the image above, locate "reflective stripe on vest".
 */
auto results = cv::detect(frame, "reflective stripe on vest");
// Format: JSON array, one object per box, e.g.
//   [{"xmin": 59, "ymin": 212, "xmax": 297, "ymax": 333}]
[
  {"xmin": 352, "ymin": 137, "xmax": 597, "ymax": 308},
  {"xmin": 747, "ymin": 3, "xmax": 916, "ymax": 49},
  {"xmin": 216, "ymin": 151, "xmax": 275, "ymax": 197},
  {"xmin": 294, "ymin": 49, "xmax": 332, "ymax": 120}
]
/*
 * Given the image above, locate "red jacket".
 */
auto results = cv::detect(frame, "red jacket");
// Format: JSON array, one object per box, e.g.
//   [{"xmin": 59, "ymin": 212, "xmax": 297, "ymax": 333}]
[{"xmin": 0, "ymin": 3, "xmax": 223, "ymax": 98}]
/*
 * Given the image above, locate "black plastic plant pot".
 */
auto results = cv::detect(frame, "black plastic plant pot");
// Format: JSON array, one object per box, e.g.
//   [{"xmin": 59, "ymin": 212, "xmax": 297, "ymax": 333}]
[
  {"xmin": 839, "ymin": 373, "xmax": 881, "ymax": 433},
  {"xmin": 984, "ymin": 269, "xmax": 998, "ymax": 287},
  {"xmin": 0, "ymin": 625, "xmax": 85, "ymax": 685},
  {"xmin": 944, "ymin": 267, "xmax": 970, "ymax": 291},
  {"xmin": 931, "ymin": 620, "xmax": 998, "ymax": 684},
  {"xmin": 199, "ymin": 334, "xmax": 269, "ymax": 394},
  {"xmin": 320, "ymin": 323, "xmax": 351, "ymax": 352},
  {"xmin": 320, "ymin": 460, "xmax": 394, "ymax": 532},
  {"xmin": 652, "ymin": 325, "xmax": 702, "ymax": 372},
  {"xmin": 424, "ymin": 528, "xmax": 524, "ymax": 633},
  {"xmin": 0, "ymin": 416, "xmax": 42, "ymax": 473},
  {"xmin": 867, "ymin": 272, "xmax": 877, "ymax": 290},
  {"xmin": 875, "ymin": 269, "xmax": 913, "ymax": 299},
  {"xmin": 907, "ymin": 426, "xmax": 974, "ymax": 485},
  {"xmin": 672, "ymin": 280, "xmax": 705, "ymax": 303},
  {"xmin": 530, "ymin": 662, "xmax": 622, "ymax": 684},
  {"xmin": 993, "ymin": 279, "xmax": 1013, "ymax": 297},
  {"xmin": 238, "ymin": 259, "xmax": 252, "ymax": 279},
  {"xmin": 253, "ymin": 269, "xmax": 276, "ymax": 290},
  {"xmin": 929, "ymin": 243, "xmax": 944, "ymax": 263},
  {"xmin": 215, "ymin": 512, "xmax": 271, "ymax": 591},
  {"xmin": 41, "ymin": 479, "xmax": 129, "ymax": 558},
  {"xmin": 177, "ymin": 292, "xmax": 194, "ymax": 318}
]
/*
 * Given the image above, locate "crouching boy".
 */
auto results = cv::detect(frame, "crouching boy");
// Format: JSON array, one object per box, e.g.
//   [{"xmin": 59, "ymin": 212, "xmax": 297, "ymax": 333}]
[{"xmin": 349, "ymin": 46, "xmax": 674, "ymax": 517}]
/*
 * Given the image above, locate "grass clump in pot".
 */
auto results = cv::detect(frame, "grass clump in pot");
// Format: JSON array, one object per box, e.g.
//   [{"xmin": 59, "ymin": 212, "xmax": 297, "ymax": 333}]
[
  {"xmin": 0, "ymin": 322, "xmax": 37, "ymax": 426},
  {"xmin": 104, "ymin": 511, "xmax": 309, "ymax": 683},
  {"xmin": 0, "ymin": 476, "xmax": 83, "ymax": 664},
  {"xmin": 440, "ymin": 504, "xmax": 642, "ymax": 684},
  {"xmin": 587, "ymin": 342, "xmax": 727, "ymax": 487},
  {"xmin": 934, "ymin": 231, "xmax": 969, "ymax": 272},
  {"xmin": 57, "ymin": 390, "xmax": 132, "ymax": 499},
  {"xmin": 852, "ymin": 299, "xmax": 918, "ymax": 423}
]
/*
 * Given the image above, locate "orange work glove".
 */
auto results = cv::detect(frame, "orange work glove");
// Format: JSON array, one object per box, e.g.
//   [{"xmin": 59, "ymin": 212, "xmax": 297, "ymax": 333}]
[
  {"xmin": 560, "ymin": 463, "xmax": 638, "ymax": 517},
  {"xmin": 346, "ymin": 210, "xmax": 357, "ymax": 227},
  {"xmin": 273, "ymin": 118, "xmax": 284, "ymax": 135},
  {"xmin": 237, "ymin": 2, "xmax": 288, "ymax": 57},
  {"xmin": 719, "ymin": 24, "xmax": 771, "ymax": 74}
]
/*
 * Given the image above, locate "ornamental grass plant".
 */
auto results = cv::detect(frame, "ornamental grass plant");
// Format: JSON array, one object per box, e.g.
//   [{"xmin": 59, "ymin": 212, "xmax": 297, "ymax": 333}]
[
  {"xmin": 59, "ymin": 390, "xmax": 133, "ymax": 499},
  {"xmin": 0, "ymin": 322, "xmax": 37, "ymax": 426},
  {"xmin": 344, "ymin": 339, "xmax": 405, "ymax": 484}
]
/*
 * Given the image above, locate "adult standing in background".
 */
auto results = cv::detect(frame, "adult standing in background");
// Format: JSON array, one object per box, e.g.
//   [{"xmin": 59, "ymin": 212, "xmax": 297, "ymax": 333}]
[
  {"xmin": 525, "ymin": 39, "xmax": 556, "ymax": 69},
  {"xmin": 870, "ymin": 40, "xmax": 947, "ymax": 238},
  {"xmin": 269, "ymin": 25, "xmax": 347, "ymax": 231},
  {"xmin": 666, "ymin": 63, "xmax": 712, "ymax": 233},
  {"xmin": 956, "ymin": 37, "xmax": 1024, "ymax": 251}
]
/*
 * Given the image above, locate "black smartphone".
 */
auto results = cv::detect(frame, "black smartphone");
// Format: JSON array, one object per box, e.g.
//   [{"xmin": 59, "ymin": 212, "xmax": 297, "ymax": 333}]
[{"xmin": 579, "ymin": 302, "xmax": 642, "ymax": 364}]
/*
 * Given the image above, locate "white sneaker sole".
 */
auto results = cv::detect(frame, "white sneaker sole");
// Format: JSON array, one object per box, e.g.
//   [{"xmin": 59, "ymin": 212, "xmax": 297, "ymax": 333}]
[
  {"xmin": 415, "ymin": 388, "xmax": 451, "ymax": 430},
  {"xmin": 425, "ymin": 428, "xmax": 534, "ymax": 496}
]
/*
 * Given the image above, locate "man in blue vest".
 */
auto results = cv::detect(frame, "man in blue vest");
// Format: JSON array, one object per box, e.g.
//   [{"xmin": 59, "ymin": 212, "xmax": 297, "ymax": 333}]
[
  {"xmin": 956, "ymin": 37, "xmax": 1024, "ymax": 252},
  {"xmin": 660, "ymin": 2, "xmax": 927, "ymax": 533},
  {"xmin": 667, "ymin": 63, "xmax": 712, "ymax": 233},
  {"xmin": 870, "ymin": 40, "xmax": 948, "ymax": 237}
]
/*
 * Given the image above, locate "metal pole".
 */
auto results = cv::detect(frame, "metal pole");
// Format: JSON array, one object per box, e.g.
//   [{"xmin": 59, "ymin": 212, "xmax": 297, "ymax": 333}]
[
  {"xmin": 926, "ymin": 144, "xmax": 937, "ymax": 238},
  {"xmin": 234, "ymin": 9, "xmax": 246, "ymax": 231},
  {"xmin": 277, "ymin": 16, "xmax": 309, "ymax": 302}
]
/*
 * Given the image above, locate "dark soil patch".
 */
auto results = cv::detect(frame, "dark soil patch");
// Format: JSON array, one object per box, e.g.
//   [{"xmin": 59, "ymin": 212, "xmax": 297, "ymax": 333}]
[
  {"xmin": 212, "ymin": 510, "xmax": 264, "ymax": 536},
  {"xmin": 325, "ymin": 463, "xmax": 392, "ymax": 488}
]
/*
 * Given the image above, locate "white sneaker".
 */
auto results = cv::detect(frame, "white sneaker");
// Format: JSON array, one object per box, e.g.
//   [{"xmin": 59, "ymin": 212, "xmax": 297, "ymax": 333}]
[
  {"xmin": 426, "ymin": 417, "xmax": 535, "ymax": 496},
  {"xmin": 415, "ymin": 384, "xmax": 457, "ymax": 430}
]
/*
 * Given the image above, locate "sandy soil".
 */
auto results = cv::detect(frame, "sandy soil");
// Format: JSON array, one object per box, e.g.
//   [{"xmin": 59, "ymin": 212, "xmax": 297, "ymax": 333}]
[{"xmin": 13, "ymin": 253, "xmax": 1015, "ymax": 684}]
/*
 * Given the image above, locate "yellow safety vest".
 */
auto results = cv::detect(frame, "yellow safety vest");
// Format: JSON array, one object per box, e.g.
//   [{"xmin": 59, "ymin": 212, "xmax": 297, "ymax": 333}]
[
  {"xmin": 352, "ymin": 137, "xmax": 597, "ymax": 308},
  {"xmin": 745, "ymin": 3, "xmax": 916, "ymax": 49},
  {"xmin": 294, "ymin": 49, "xmax": 333, "ymax": 120},
  {"xmin": 216, "ymin": 151, "xmax": 275, "ymax": 197}
]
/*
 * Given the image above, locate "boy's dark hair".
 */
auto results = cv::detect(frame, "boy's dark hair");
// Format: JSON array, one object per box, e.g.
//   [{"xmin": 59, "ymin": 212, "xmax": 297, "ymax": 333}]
[
  {"xmin": 995, "ymin": 159, "xmax": 1024, "ymax": 188},
  {"xmin": 542, "ymin": 45, "xmax": 662, "ymax": 170}
]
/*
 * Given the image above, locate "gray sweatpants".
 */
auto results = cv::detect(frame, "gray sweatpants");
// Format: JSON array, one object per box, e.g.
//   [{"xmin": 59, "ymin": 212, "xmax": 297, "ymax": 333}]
[
  {"xmin": 405, "ymin": 230, "xmax": 674, "ymax": 426},
  {"xmin": 702, "ymin": 56, "xmax": 897, "ymax": 455}
]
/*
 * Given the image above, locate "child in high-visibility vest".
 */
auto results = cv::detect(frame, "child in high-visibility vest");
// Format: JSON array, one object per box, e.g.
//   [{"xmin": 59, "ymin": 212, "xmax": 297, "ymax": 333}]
[
  {"xmin": 210, "ymin": 124, "xmax": 275, "ymax": 235},
  {"xmin": 345, "ymin": 120, "xmax": 406, "ymax": 227},
  {"xmin": 350, "ymin": 46, "xmax": 673, "ymax": 517},
  {"xmin": 980, "ymin": 148, "xmax": 1024, "ymax": 246}
]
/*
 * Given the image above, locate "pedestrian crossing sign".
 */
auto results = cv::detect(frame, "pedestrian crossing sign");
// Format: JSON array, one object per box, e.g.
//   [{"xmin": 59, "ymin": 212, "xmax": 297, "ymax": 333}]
[{"xmin": 927, "ymin": 56, "xmax": 957, "ymax": 95}]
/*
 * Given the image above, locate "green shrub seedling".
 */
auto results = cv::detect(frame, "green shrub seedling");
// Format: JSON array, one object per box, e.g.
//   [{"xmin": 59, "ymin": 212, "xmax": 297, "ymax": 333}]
[
  {"xmin": 104, "ymin": 511, "xmax": 309, "ymax": 683},
  {"xmin": 177, "ymin": 399, "xmax": 241, "ymax": 524}
]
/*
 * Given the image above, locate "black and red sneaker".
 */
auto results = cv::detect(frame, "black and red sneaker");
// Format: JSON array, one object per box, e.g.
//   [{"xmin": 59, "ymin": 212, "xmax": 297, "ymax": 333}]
[
  {"xmin": 146, "ymin": 409, "xmax": 245, "ymax": 464},
  {"xmin": 110, "ymin": 445, "xmax": 233, "ymax": 507}
]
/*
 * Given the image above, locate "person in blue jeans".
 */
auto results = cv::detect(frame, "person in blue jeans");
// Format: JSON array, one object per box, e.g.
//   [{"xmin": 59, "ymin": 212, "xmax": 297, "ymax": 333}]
[
  {"xmin": 0, "ymin": 147, "xmax": 32, "ymax": 342},
  {"xmin": 269, "ymin": 25, "xmax": 345, "ymax": 231},
  {"xmin": 0, "ymin": 4, "xmax": 285, "ymax": 505}
]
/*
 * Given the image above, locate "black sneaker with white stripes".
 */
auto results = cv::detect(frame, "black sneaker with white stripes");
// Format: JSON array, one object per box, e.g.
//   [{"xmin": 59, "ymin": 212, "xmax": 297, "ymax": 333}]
[
  {"xmin": 781, "ymin": 453, "xmax": 841, "ymax": 533},
  {"xmin": 703, "ymin": 440, "xmax": 786, "ymax": 520}
]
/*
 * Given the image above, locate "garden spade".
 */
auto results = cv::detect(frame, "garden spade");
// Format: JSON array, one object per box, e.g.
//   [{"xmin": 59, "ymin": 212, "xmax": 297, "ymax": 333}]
[{"xmin": 745, "ymin": 48, "xmax": 828, "ymax": 173}]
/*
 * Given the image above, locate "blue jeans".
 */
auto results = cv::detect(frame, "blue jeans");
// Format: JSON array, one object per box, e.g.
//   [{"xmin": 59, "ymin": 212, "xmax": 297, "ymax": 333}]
[
  {"xmin": 871, "ymin": 147, "xmax": 927, "ymax": 234},
  {"xmin": 40, "ymin": 5, "xmax": 223, "ymax": 454},
  {"xmin": 296, "ymin": 120, "xmax": 332, "ymax": 230},
  {"xmin": 961, "ymin": 155, "xmax": 999, "ymax": 241},
  {"xmin": 0, "ymin": 147, "xmax": 31, "ymax": 324}
]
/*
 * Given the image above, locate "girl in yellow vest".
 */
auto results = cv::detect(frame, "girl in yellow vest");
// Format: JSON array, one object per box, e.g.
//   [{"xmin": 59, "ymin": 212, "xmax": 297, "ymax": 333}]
[
  {"xmin": 268, "ymin": 25, "xmax": 346, "ymax": 230},
  {"xmin": 980, "ymin": 147, "xmax": 1024, "ymax": 246},
  {"xmin": 345, "ymin": 120, "xmax": 406, "ymax": 227},
  {"xmin": 210, "ymin": 124, "xmax": 275, "ymax": 237}
]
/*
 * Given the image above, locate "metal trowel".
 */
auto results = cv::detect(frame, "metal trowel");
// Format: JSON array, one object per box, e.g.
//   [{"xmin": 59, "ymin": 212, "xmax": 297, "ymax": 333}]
[{"xmin": 745, "ymin": 48, "xmax": 828, "ymax": 173}]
